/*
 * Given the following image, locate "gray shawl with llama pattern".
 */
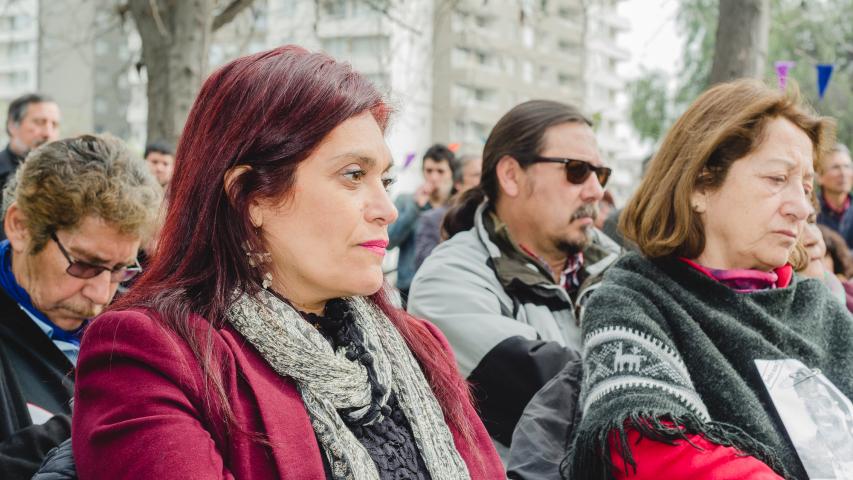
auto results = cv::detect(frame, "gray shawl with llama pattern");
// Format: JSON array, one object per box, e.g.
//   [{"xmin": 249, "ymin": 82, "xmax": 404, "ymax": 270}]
[{"xmin": 567, "ymin": 253, "xmax": 853, "ymax": 480}]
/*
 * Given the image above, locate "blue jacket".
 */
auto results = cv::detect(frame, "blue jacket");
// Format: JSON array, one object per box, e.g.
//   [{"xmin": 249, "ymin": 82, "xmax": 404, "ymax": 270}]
[{"xmin": 388, "ymin": 194, "xmax": 431, "ymax": 291}]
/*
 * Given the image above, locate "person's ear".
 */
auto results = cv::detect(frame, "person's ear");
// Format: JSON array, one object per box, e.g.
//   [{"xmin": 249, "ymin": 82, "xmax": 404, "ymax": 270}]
[
  {"xmin": 6, "ymin": 119, "xmax": 18, "ymax": 139},
  {"xmin": 224, "ymin": 165, "xmax": 264, "ymax": 228},
  {"xmin": 496, "ymin": 155, "xmax": 523, "ymax": 198},
  {"xmin": 691, "ymin": 170, "xmax": 712, "ymax": 214},
  {"xmin": 690, "ymin": 188, "xmax": 708, "ymax": 214},
  {"xmin": 4, "ymin": 202, "xmax": 31, "ymax": 254}
]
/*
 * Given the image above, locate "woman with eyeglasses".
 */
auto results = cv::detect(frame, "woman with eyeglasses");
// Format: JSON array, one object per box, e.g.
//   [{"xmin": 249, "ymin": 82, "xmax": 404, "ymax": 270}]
[
  {"xmin": 70, "ymin": 47, "xmax": 504, "ymax": 480},
  {"xmin": 560, "ymin": 80, "xmax": 847, "ymax": 480}
]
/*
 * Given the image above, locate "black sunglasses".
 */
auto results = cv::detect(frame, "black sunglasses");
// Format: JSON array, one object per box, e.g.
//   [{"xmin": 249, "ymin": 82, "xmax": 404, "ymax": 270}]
[
  {"xmin": 529, "ymin": 156, "xmax": 611, "ymax": 187},
  {"xmin": 51, "ymin": 232, "xmax": 142, "ymax": 283}
]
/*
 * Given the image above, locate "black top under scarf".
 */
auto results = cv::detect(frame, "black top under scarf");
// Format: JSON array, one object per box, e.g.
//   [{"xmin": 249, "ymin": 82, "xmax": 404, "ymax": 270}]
[{"xmin": 299, "ymin": 298, "xmax": 432, "ymax": 480}]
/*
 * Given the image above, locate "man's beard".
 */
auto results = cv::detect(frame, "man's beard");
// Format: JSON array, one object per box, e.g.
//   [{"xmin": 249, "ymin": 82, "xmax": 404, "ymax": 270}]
[{"xmin": 556, "ymin": 203, "xmax": 599, "ymax": 255}]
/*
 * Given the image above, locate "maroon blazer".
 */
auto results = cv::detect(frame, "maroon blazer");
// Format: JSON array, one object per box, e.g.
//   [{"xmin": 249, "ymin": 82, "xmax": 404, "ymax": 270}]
[{"xmin": 72, "ymin": 309, "xmax": 505, "ymax": 479}]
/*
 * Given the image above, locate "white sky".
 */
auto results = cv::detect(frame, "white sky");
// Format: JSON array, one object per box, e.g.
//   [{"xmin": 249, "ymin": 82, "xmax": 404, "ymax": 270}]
[{"xmin": 618, "ymin": 0, "xmax": 683, "ymax": 80}]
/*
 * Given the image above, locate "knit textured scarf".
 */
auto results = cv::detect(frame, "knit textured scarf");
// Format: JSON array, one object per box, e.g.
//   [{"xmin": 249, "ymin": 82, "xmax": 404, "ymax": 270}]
[
  {"xmin": 226, "ymin": 289, "xmax": 470, "ymax": 480},
  {"xmin": 566, "ymin": 253, "xmax": 853, "ymax": 480}
]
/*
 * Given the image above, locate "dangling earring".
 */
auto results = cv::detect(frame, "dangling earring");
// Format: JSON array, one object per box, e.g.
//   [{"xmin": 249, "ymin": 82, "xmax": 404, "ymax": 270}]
[{"xmin": 243, "ymin": 241, "xmax": 273, "ymax": 288}]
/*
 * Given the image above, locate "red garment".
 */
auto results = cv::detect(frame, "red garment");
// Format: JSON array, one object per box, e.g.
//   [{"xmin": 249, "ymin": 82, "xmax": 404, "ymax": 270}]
[
  {"xmin": 72, "ymin": 309, "xmax": 504, "ymax": 479},
  {"xmin": 679, "ymin": 258, "xmax": 793, "ymax": 291},
  {"xmin": 610, "ymin": 428, "xmax": 783, "ymax": 479}
]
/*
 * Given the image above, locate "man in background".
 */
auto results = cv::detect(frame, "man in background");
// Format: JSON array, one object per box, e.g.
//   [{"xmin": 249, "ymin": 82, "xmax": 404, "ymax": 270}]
[
  {"xmin": 0, "ymin": 94, "xmax": 60, "ymax": 191},
  {"xmin": 144, "ymin": 142, "xmax": 175, "ymax": 188},
  {"xmin": 387, "ymin": 144, "xmax": 455, "ymax": 304}
]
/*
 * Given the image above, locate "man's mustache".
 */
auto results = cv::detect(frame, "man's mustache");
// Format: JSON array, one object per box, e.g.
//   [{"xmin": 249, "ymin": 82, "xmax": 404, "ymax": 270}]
[{"xmin": 571, "ymin": 203, "xmax": 599, "ymax": 222}]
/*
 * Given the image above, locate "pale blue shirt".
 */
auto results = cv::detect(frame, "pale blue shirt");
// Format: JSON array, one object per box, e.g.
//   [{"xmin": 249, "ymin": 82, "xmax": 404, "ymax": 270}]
[{"xmin": 19, "ymin": 304, "xmax": 79, "ymax": 366}]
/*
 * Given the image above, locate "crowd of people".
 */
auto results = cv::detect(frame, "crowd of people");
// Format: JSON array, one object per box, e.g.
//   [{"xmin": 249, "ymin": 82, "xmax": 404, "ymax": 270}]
[{"xmin": 0, "ymin": 44, "xmax": 850, "ymax": 480}]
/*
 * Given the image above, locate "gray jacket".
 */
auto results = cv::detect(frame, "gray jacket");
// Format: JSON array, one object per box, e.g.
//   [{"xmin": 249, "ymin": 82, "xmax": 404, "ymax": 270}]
[{"xmin": 408, "ymin": 202, "xmax": 620, "ymax": 449}]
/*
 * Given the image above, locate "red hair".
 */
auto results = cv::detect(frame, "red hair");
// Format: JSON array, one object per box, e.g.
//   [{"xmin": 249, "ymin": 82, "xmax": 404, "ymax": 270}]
[{"xmin": 112, "ymin": 46, "xmax": 476, "ymax": 447}]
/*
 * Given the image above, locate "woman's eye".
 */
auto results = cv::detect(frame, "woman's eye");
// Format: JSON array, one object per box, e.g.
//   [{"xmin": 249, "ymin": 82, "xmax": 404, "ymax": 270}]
[
  {"xmin": 382, "ymin": 177, "xmax": 396, "ymax": 191},
  {"xmin": 343, "ymin": 169, "xmax": 366, "ymax": 182},
  {"xmin": 768, "ymin": 176, "xmax": 786, "ymax": 184}
]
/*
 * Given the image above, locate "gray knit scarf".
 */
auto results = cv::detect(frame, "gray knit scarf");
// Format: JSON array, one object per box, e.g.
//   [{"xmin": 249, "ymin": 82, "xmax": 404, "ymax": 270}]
[{"xmin": 226, "ymin": 288, "xmax": 471, "ymax": 480}]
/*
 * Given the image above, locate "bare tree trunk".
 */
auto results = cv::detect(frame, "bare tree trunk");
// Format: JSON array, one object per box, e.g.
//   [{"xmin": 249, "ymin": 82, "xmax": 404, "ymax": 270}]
[
  {"xmin": 709, "ymin": 0, "xmax": 770, "ymax": 85},
  {"xmin": 129, "ymin": 0, "xmax": 213, "ymax": 146}
]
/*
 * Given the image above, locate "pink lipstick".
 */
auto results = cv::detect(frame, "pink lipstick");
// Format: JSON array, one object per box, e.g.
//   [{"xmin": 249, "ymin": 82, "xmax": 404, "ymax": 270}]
[{"xmin": 360, "ymin": 240, "xmax": 388, "ymax": 256}]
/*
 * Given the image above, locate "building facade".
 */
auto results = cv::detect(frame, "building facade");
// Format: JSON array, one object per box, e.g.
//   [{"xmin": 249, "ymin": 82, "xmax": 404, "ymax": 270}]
[
  {"xmin": 0, "ymin": 0, "xmax": 39, "ymax": 143},
  {"xmin": 3, "ymin": 0, "xmax": 634, "ymax": 194}
]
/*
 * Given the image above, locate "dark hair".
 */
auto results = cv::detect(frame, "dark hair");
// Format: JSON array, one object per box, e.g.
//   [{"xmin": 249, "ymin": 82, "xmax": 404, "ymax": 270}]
[
  {"xmin": 442, "ymin": 99, "xmax": 592, "ymax": 237},
  {"xmin": 423, "ymin": 143, "xmax": 455, "ymax": 168},
  {"xmin": 144, "ymin": 141, "xmax": 174, "ymax": 158},
  {"xmin": 819, "ymin": 224, "xmax": 853, "ymax": 278},
  {"xmin": 6, "ymin": 93, "xmax": 54, "ymax": 135},
  {"xmin": 111, "ymin": 46, "xmax": 477, "ymax": 449}
]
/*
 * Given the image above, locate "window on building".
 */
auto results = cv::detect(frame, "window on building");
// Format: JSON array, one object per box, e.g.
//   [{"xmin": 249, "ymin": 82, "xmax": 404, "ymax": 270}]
[
  {"xmin": 320, "ymin": 0, "xmax": 347, "ymax": 18},
  {"xmin": 522, "ymin": 61, "xmax": 533, "ymax": 82},
  {"xmin": 94, "ymin": 98, "xmax": 108, "ymax": 115},
  {"xmin": 0, "ymin": 71, "xmax": 29, "ymax": 87},
  {"xmin": 5, "ymin": 41, "xmax": 30, "ymax": 59},
  {"xmin": 558, "ymin": 72, "xmax": 578, "ymax": 87},
  {"xmin": 558, "ymin": 38, "xmax": 577, "ymax": 53},
  {"xmin": 557, "ymin": 6, "xmax": 579, "ymax": 19},
  {"xmin": 321, "ymin": 35, "xmax": 388, "ymax": 59},
  {"xmin": 522, "ymin": 26, "xmax": 534, "ymax": 48},
  {"xmin": 452, "ymin": 119, "xmax": 467, "ymax": 140},
  {"xmin": 451, "ymin": 11, "xmax": 468, "ymax": 33},
  {"xmin": 365, "ymin": 72, "xmax": 390, "ymax": 91},
  {"xmin": 538, "ymin": 65, "xmax": 551, "ymax": 84},
  {"xmin": 352, "ymin": 0, "xmax": 386, "ymax": 17},
  {"xmin": 501, "ymin": 56, "xmax": 515, "ymax": 74},
  {"xmin": 451, "ymin": 84, "xmax": 474, "ymax": 104},
  {"xmin": 473, "ymin": 87, "xmax": 495, "ymax": 103},
  {"xmin": 473, "ymin": 14, "xmax": 491, "ymax": 29},
  {"xmin": 321, "ymin": 38, "xmax": 346, "ymax": 57},
  {"xmin": 536, "ymin": 29, "xmax": 549, "ymax": 49},
  {"xmin": 451, "ymin": 47, "xmax": 469, "ymax": 67},
  {"xmin": 279, "ymin": 0, "xmax": 296, "ymax": 16},
  {"xmin": 471, "ymin": 121, "xmax": 489, "ymax": 141},
  {"xmin": 352, "ymin": 35, "xmax": 388, "ymax": 56}
]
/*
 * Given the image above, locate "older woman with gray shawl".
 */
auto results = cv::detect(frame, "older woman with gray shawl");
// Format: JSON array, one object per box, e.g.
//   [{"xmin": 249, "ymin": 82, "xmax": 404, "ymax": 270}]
[{"xmin": 539, "ymin": 79, "xmax": 844, "ymax": 480}]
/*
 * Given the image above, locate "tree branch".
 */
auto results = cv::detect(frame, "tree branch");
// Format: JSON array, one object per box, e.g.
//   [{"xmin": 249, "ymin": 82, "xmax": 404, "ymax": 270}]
[{"xmin": 212, "ymin": 0, "xmax": 256, "ymax": 32}]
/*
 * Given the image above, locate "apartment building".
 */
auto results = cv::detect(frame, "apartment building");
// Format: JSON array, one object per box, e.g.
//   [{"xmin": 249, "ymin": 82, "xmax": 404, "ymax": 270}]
[
  {"xmin": 433, "ymin": 0, "xmax": 587, "ymax": 155},
  {"xmin": 0, "ymin": 0, "xmax": 38, "ymax": 143},
  {"xmin": 8, "ymin": 0, "xmax": 633, "ymax": 194}
]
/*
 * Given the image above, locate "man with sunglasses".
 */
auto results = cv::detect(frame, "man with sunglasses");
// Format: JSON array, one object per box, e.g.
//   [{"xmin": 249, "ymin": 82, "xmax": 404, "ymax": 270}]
[
  {"xmin": 408, "ymin": 100, "xmax": 620, "ymax": 465},
  {"xmin": 0, "ymin": 134, "xmax": 161, "ymax": 479}
]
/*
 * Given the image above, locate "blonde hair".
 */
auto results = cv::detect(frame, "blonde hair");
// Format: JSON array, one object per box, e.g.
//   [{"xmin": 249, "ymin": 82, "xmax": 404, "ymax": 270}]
[{"xmin": 621, "ymin": 79, "xmax": 835, "ymax": 259}]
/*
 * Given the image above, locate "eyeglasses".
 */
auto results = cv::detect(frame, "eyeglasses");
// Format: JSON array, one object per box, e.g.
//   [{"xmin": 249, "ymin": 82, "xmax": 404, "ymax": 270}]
[
  {"xmin": 529, "ymin": 156, "xmax": 612, "ymax": 187},
  {"xmin": 51, "ymin": 232, "xmax": 142, "ymax": 283}
]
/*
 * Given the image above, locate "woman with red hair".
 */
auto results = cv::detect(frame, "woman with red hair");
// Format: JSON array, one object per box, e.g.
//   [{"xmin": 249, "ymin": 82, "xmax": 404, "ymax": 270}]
[{"xmin": 70, "ymin": 46, "xmax": 503, "ymax": 479}]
